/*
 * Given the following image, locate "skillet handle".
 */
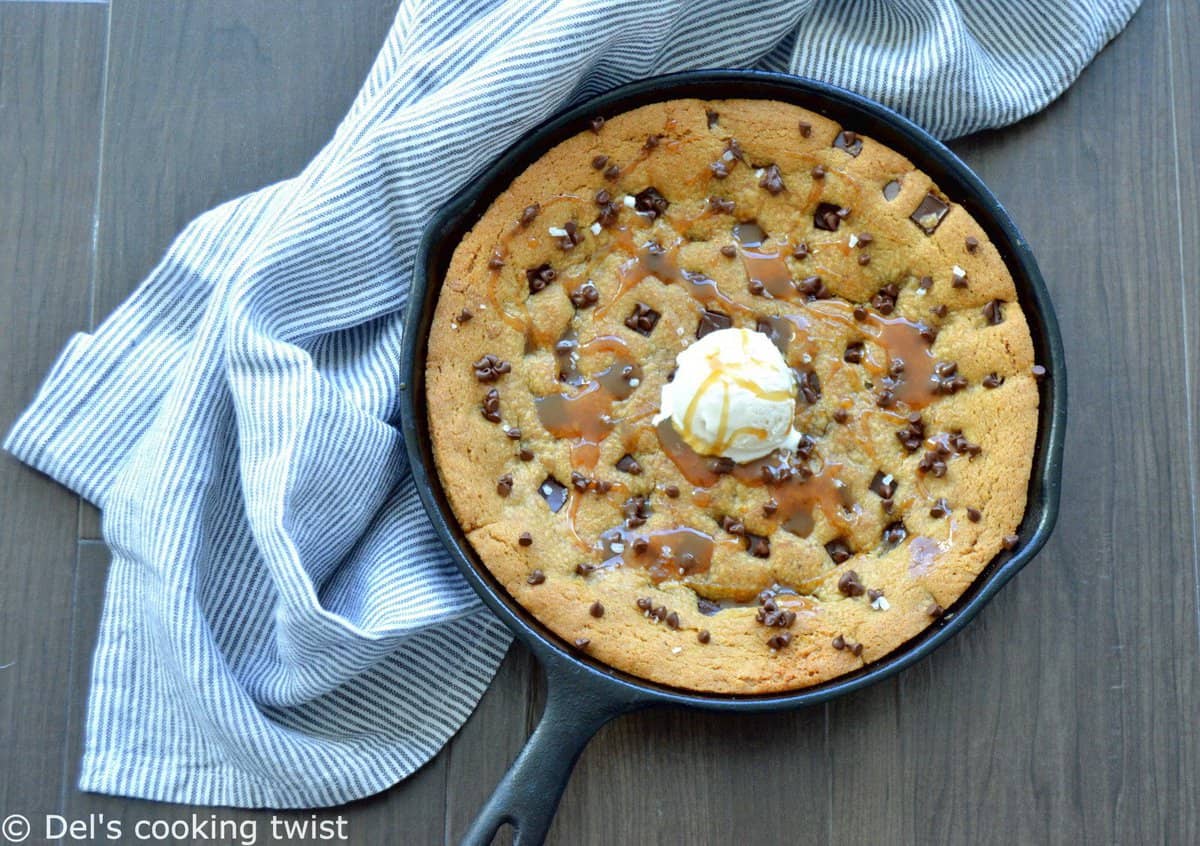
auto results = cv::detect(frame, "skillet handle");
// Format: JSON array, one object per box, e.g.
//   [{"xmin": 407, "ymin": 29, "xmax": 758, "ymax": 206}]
[{"xmin": 461, "ymin": 654, "xmax": 638, "ymax": 846}]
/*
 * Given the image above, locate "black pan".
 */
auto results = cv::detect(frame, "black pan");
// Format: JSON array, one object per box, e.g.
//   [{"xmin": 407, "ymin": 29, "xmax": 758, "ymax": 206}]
[{"xmin": 398, "ymin": 70, "xmax": 1067, "ymax": 846}]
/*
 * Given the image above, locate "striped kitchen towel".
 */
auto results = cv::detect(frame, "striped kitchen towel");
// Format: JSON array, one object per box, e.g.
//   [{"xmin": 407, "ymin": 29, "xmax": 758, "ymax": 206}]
[{"xmin": 6, "ymin": 0, "xmax": 1137, "ymax": 808}]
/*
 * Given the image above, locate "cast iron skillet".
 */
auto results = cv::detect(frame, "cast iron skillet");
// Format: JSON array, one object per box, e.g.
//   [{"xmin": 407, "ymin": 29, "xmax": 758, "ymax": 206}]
[{"xmin": 399, "ymin": 70, "xmax": 1066, "ymax": 845}]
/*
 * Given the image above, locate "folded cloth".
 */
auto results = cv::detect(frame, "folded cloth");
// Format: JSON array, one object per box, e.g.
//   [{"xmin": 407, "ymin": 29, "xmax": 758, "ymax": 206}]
[{"xmin": 7, "ymin": 0, "xmax": 1137, "ymax": 808}]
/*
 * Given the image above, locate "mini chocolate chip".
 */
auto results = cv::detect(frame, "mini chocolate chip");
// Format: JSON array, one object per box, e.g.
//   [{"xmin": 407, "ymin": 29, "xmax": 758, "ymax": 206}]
[
  {"xmin": 710, "ymin": 456, "xmax": 736, "ymax": 475},
  {"xmin": 622, "ymin": 494, "xmax": 651, "ymax": 528},
  {"xmin": 852, "ymin": 305, "xmax": 868, "ymax": 322},
  {"xmin": 539, "ymin": 476, "xmax": 568, "ymax": 512},
  {"xmin": 698, "ymin": 629, "xmax": 711, "ymax": 644},
  {"xmin": 663, "ymin": 484, "xmax": 679, "ymax": 499},
  {"xmin": 793, "ymin": 242, "xmax": 810, "ymax": 260},
  {"xmin": 643, "ymin": 133, "xmax": 662, "ymax": 151},
  {"xmin": 506, "ymin": 428, "xmax": 522, "ymax": 440},
  {"xmin": 759, "ymin": 164, "xmax": 785, "ymax": 195},
  {"xmin": 526, "ymin": 569, "xmax": 545, "ymax": 585},
  {"xmin": 519, "ymin": 447, "xmax": 534, "ymax": 462},
  {"xmin": 857, "ymin": 232, "xmax": 874, "ymax": 246},
  {"xmin": 631, "ymin": 536, "xmax": 649, "ymax": 554},
  {"xmin": 967, "ymin": 507, "xmax": 982, "ymax": 522},
  {"xmin": 634, "ymin": 187, "xmax": 669, "ymax": 219},
  {"xmin": 826, "ymin": 538, "xmax": 853, "ymax": 564},
  {"xmin": 910, "ymin": 192, "xmax": 949, "ymax": 234},
  {"xmin": 869, "ymin": 470, "xmax": 897, "ymax": 499},
  {"xmin": 481, "ymin": 388, "xmax": 501, "ymax": 423},
  {"xmin": 636, "ymin": 597, "xmax": 653, "ymax": 612},
  {"xmin": 952, "ymin": 270, "xmax": 970, "ymax": 289},
  {"xmin": 570, "ymin": 282, "xmax": 600, "ymax": 309},
  {"xmin": 697, "ymin": 309, "xmax": 732, "ymax": 339},
  {"xmin": 844, "ymin": 341, "xmax": 865, "ymax": 364},
  {"xmin": 575, "ymin": 562, "xmax": 595, "ymax": 577},
  {"xmin": 767, "ymin": 632, "xmax": 792, "ymax": 650},
  {"xmin": 596, "ymin": 479, "xmax": 613, "ymax": 494},
  {"xmin": 811, "ymin": 164, "xmax": 826, "ymax": 179},
  {"xmin": 496, "ymin": 474, "xmax": 514, "ymax": 497},
  {"xmin": 896, "ymin": 413, "xmax": 925, "ymax": 452},
  {"xmin": 850, "ymin": 641, "xmax": 864, "ymax": 657},
  {"xmin": 746, "ymin": 532, "xmax": 771, "ymax": 558},
  {"xmin": 625, "ymin": 302, "xmax": 660, "ymax": 336},
  {"xmin": 837, "ymin": 569, "xmax": 866, "ymax": 597},
  {"xmin": 832, "ymin": 634, "xmax": 846, "ymax": 650},
  {"xmin": 763, "ymin": 498, "xmax": 779, "ymax": 516},
  {"xmin": 706, "ymin": 109, "xmax": 720, "ymax": 129},
  {"xmin": 796, "ymin": 368, "xmax": 821, "ymax": 404},
  {"xmin": 867, "ymin": 588, "xmax": 884, "ymax": 602},
  {"xmin": 871, "ymin": 283, "xmax": 900, "ymax": 315},
  {"xmin": 814, "ymin": 202, "xmax": 846, "ymax": 231},
  {"xmin": 858, "ymin": 253, "xmax": 871, "ymax": 266},
  {"xmin": 930, "ymin": 498, "xmax": 950, "ymax": 518},
  {"xmin": 525, "ymin": 263, "xmax": 557, "ymax": 294},
  {"xmin": 721, "ymin": 515, "xmax": 746, "ymax": 536},
  {"xmin": 457, "ymin": 307, "xmax": 473, "ymax": 324},
  {"xmin": 834, "ymin": 130, "xmax": 862, "ymax": 156},
  {"xmin": 591, "ymin": 154, "xmax": 608, "ymax": 170},
  {"xmin": 882, "ymin": 520, "xmax": 907, "ymax": 545},
  {"xmin": 518, "ymin": 532, "xmax": 533, "ymax": 547},
  {"xmin": 720, "ymin": 244, "xmax": 737, "ymax": 258},
  {"xmin": 1003, "ymin": 534, "xmax": 1020, "ymax": 551},
  {"xmin": 965, "ymin": 235, "xmax": 979, "ymax": 252},
  {"xmin": 983, "ymin": 299, "xmax": 1005, "ymax": 325},
  {"xmin": 931, "ymin": 304, "xmax": 949, "ymax": 319},
  {"xmin": 557, "ymin": 220, "xmax": 583, "ymax": 251},
  {"xmin": 748, "ymin": 279, "xmax": 766, "ymax": 295},
  {"xmin": 487, "ymin": 249, "xmax": 505, "ymax": 270},
  {"xmin": 833, "ymin": 408, "xmax": 850, "ymax": 424},
  {"xmin": 709, "ymin": 160, "xmax": 730, "ymax": 179},
  {"xmin": 919, "ymin": 275, "xmax": 934, "ymax": 293},
  {"xmin": 666, "ymin": 611, "xmax": 681, "ymax": 630},
  {"xmin": 918, "ymin": 321, "xmax": 939, "ymax": 344},
  {"xmin": 589, "ymin": 116, "xmax": 605, "ymax": 133},
  {"xmin": 616, "ymin": 454, "xmax": 642, "ymax": 475},
  {"xmin": 519, "ymin": 204, "xmax": 540, "ymax": 226},
  {"xmin": 589, "ymin": 601, "xmax": 605, "ymax": 618},
  {"xmin": 798, "ymin": 120, "xmax": 812, "ymax": 137},
  {"xmin": 797, "ymin": 275, "xmax": 829, "ymax": 300},
  {"xmin": 604, "ymin": 164, "xmax": 621, "ymax": 181},
  {"xmin": 473, "ymin": 353, "xmax": 511, "ymax": 383}
]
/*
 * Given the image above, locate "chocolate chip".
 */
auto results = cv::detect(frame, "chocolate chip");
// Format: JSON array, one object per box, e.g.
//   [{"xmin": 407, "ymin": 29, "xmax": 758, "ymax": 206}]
[
  {"xmin": 867, "ymin": 588, "xmax": 884, "ymax": 602},
  {"xmin": 844, "ymin": 341, "xmax": 865, "ymax": 364},
  {"xmin": 967, "ymin": 507, "xmax": 982, "ymax": 522},
  {"xmin": 983, "ymin": 299, "xmax": 1005, "ymax": 325},
  {"xmin": 625, "ymin": 302, "xmax": 660, "ymax": 336},
  {"xmin": 857, "ymin": 232, "xmax": 874, "ymax": 246},
  {"xmin": 710, "ymin": 456, "xmax": 736, "ymax": 475},
  {"xmin": 811, "ymin": 164, "xmax": 826, "ymax": 179},
  {"xmin": 871, "ymin": 283, "xmax": 900, "ymax": 315},
  {"xmin": 720, "ymin": 244, "xmax": 737, "ymax": 259},
  {"xmin": 473, "ymin": 353, "xmax": 511, "ymax": 383},
  {"xmin": 1032, "ymin": 364, "xmax": 1047, "ymax": 379},
  {"xmin": 833, "ymin": 408, "xmax": 850, "ymax": 424},
  {"xmin": 814, "ymin": 202, "xmax": 845, "ymax": 231},
  {"xmin": 876, "ymin": 389, "xmax": 896, "ymax": 408},
  {"xmin": 663, "ymin": 484, "xmax": 679, "ymax": 499},
  {"xmin": 643, "ymin": 133, "xmax": 662, "ymax": 151},
  {"xmin": 918, "ymin": 321, "xmax": 939, "ymax": 344},
  {"xmin": 850, "ymin": 641, "xmax": 863, "ymax": 657},
  {"xmin": 883, "ymin": 180, "xmax": 902, "ymax": 201},
  {"xmin": 539, "ymin": 476, "xmax": 568, "ymax": 512},
  {"xmin": 797, "ymin": 275, "xmax": 830, "ymax": 300},
  {"xmin": 698, "ymin": 629, "xmax": 711, "ymax": 644},
  {"xmin": 910, "ymin": 192, "xmax": 949, "ymax": 234},
  {"xmin": 720, "ymin": 515, "xmax": 746, "ymax": 536},
  {"xmin": 933, "ymin": 361, "xmax": 968, "ymax": 395},
  {"xmin": 952, "ymin": 269, "xmax": 970, "ymax": 289},
  {"xmin": 505, "ymin": 427, "xmax": 522, "ymax": 440},
  {"xmin": 697, "ymin": 309, "xmax": 732, "ymax": 339},
  {"xmin": 595, "ymin": 200, "xmax": 619, "ymax": 229},
  {"xmin": 589, "ymin": 116, "xmax": 605, "ymax": 133},
  {"xmin": 622, "ymin": 495, "xmax": 651, "ymax": 528},
  {"xmin": 709, "ymin": 196, "xmax": 735, "ymax": 214},
  {"xmin": 666, "ymin": 611, "xmax": 681, "ymax": 630},
  {"xmin": 487, "ymin": 249, "xmax": 505, "ymax": 270},
  {"xmin": 917, "ymin": 451, "xmax": 947, "ymax": 477},
  {"xmin": 767, "ymin": 632, "xmax": 792, "ymax": 650},
  {"xmin": 826, "ymin": 538, "xmax": 853, "ymax": 564},
  {"xmin": 591, "ymin": 154, "xmax": 608, "ymax": 170},
  {"xmin": 589, "ymin": 601, "xmax": 605, "ymax": 618},
  {"xmin": 896, "ymin": 413, "xmax": 925, "ymax": 452},
  {"xmin": 918, "ymin": 275, "xmax": 934, "ymax": 293},
  {"xmin": 518, "ymin": 532, "xmax": 533, "ymax": 547},
  {"xmin": 833, "ymin": 130, "xmax": 862, "ymax": 156},
  {"xmin": 983, "ymin": 372, "xmax": 1005, "ymax": 388},
  {"xmin": 930, "ymin": 498, "xmax": 950, "ymax": 518},
  {"xmin": 519, "ymin": 447, "xmax": 534, "ymax": 462},
  {"xmin": 496, "ymin": 474, "xmax": 514, "ymax": 497},
  {"xmin": 575, "ymin": 562, "xmax": 596, "ymax": 577},
  {"xmin": 832, "ymin": 634, "xmax": 846, "ymax": 650},
  {"xmin": 520, "ymin": 204, "xmax": 540, "ymax": 226},
  {"xmin": 570, "ymin": 471, "xmax": 590, "ymax": 493},
  {"xmin": 1003, "ymin": 534, "xmax": 1020, "ymax": 551},
  {"xmin": 706, "ymin": 109, "xmax": 720, "ymax": 129},
  {"xmin": 723, "ymin": 138, "xmax": 745, "ymax": 160},
  {"xmin": 616, "ymin": 454, "xmax": 642, "ymax": 475},
  {"xmin": 746, "ymin": 532, "xmax": 771, "ymax": 558},
  {"xmin": 525, "ymin": 263, "xmax": 556, "ymax": 294},
  {"xmin": 635, "ymin": 597, "xmax": 653, "ymax": 612},
  {"xmin": 763, "ymin": 498, "xmax": 778, "ymax": 516},
  {"xmin": 870, "ymin": 471, "xmax": 897, "ymax": 499},
  {"xmin": 793, "ymin": 243, "xmax": 809, "ymax": 260},
  {"xmin": 858, "ymin": 254, "xmax": 871, "ymax": 266},
  {"xmin": 604, "ymin": 164, "xmax": 621, "ymax": 181},
  {"xmin": 930, "ymin": 304, "xmax": 948, "ymax": 320},
  {"xmin": 481, "ymin": 388, "xmax": 501, "ymax": 423},
  {"xmin": 798, "ymin": 120, "xmax": 812, "ymax": 137},
  {"xmin": 759, "ymin": 164, "xmax": 786, "ymax": 195},
  {"xmin": 965, "ymin": 235, "xmax": 980, "ymax": 252},
  {"xmin": 796, "ymin": 368, "xmax": 821, "ymax": 404},
  {"xmin": 570, "ymin": 281, "xmax": 600, "ymax": 308},
  {"xmin": 634, "ymin": 187, "xmax": 669, "ymax": 219},
  {"xmin": 457, "ymin": 307, "xmax": 473, "ymax": 324},
  {"xmin": 838, "ymin": 569, "xmax": 865, "ymax": 597},
  {"xmin": 526, "ymin": 569, "xmax": 545, "ymax": 585}
]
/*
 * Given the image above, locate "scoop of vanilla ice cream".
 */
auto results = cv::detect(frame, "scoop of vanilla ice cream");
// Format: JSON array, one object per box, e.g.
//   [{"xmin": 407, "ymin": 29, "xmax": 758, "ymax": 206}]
[{"xmin": 654, "ymin": 327, "xmax": 801, "ymax": 463}]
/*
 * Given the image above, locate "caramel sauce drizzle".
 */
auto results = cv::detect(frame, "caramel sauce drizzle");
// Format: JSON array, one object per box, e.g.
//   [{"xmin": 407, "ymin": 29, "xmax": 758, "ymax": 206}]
[{"xmin": 598, "ymin": 525, "xmax": 732, "ymax": 584}]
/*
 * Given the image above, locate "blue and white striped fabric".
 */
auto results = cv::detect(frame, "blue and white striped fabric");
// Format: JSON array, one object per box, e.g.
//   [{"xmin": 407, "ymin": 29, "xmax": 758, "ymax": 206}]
[{"xmin": 6, "ymin": 0, "xmax": 1137, "ymax": 808}]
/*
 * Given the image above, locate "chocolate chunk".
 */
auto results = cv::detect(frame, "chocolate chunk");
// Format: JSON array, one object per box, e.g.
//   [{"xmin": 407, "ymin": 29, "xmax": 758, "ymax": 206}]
[
  {"xmin": 473, "ymin": 353, "xmax": 511, "ymax": 383},
  {"xmin": 834, "ymin": 130, "xmax": 862, "ymax": 156},
  {"xmin": 574, "ymin": 637, "xmax": 591, "ymax": 650},
  {"xmin": 634, "ymin": 187, "xmax": 669, "ymax": 219},
  {"xmin": 496, "ymin": 474, "xmax": 514, "ymax": 497},
  {"xmin": 910, "ymin": 192, "xmax": 949, "ymax": 234},
  {"xmin": 698, "ymin": 629, "xmax": 711, "ymax": 644},
  {"xmin": 870, "ymin": 471, "xmax": 897, "ymax": 499},
  {"xmin": 526, "ymin": 569, "xmax": 545, "ymax": 585},
  {"xmin": 696, "ymin": 597, "xmax": 721, "ymax": 616},
  {"xmin": 814, "ymin": 202, "xmax": 846, "ymax": 231},
  {"xmin": 967, "ymin": 507, "xmax": 982, "ymax": 522},
  {"xmin": 838, "ymin": 569, "xmax": 865, "ymax": 597},
  {"xmin": 882, "ymin": 520, "xmax": 907, "ymax": 545},
  {"xmin": 1003, "ymin": 534, "xmax": 1020, "ymax": 551},
  {"xmin": 616, "ymin": 454, "xmax": 643, "ymax": 475},
  {"xmin": 927, "ymin": 603, "xmax": 944, "ymax": 618},
  {"xmin": 625, "ymin": 302, "xmax": 660, "ymax": 336},
  {"xmin": 538, "ymin": 476, "xmax": 568, "ymax": 513},
  {"xmin": 983, "ymin": 299, "xmax": 1005, "ymax": 325},
  {"xmin": 604, "ymin": 164, "xmax": 621, "ymax": 181},
  {"xmin": 858, "ymin": 254, "xmax": 871, "ymax": 266},
  {"xmin": 793, "ymin": 242, "xmax": 810, "ymax": 260},
  {"xmin": 796, "ymin": 368, "xmax": 821, "ymax": 404},
  {"xmin": 457, "ymin": 307, "xmax": 473, "ymax": 324},
  {"xmin": 745, "ymin": 532, "xmax": 771, "ymax": 558},
  {"xmin": 871, "ymin": 283, "xmax": 900, "ymax": 315},
  {"xmin": 883, "ymin": 180, "xmax": 902, "ymax": 201},
  {"xmin": 666, "ymin": 611, "xmax": 681, "ymax": 630},
  {"xmin": 622, "ymin": 495, "xmax": 651, "ymax": 528},
  {"xmin": 983, "ymin": 372, "xmax": 1005, "ymax": 389},
  {"xmin": 589, "ymin": 116, "xmax": 605, "ymax": 133},
  {"xmin": 709, "ymin": 196, "xmax": 735, "ymax": 214},
  {"xmin": 697, "ymin": 309, "xmax": 732, "ymax": 339},
  {"xmin": 723, "ymin": 138, "xmax": 745, "ymax": 161},
  {"xmin": 589, "ymin": 601, "xmax": 605, "ymax": 618},
  {"xmin": 929, "ymin": 498, "xmax": 950, "ymax": 518},
  {"xmin": 758, "ymin": 164, "xmax": 786, "ymax": 195},
  {"xmin": 575, "ymin": 562, "xmax": 596, "ymax": 577},
  {"xmin": 965, "ymin": 235, "xmax": 980, "ymax": 252},
  {"xmin": 844, "ymin": 341, "xmax": 865, "ymax": 364},
  {"xmin": 525, "ymin": 263, "xmax": 556, "ymax": 294},
  {"xmin": 798, "ymin": 120, "xmax": 812, "ymax": 137},
  {"xmin": 481, "ymin": 388, "xmax": 501, "ymax": 423},
  {"xmin": 487, "ymin": 249, "xmax": 505, "ymax": 270},
  {"xmin": 557, "ymin": 220, "xmax": 583, "ymax": 251},
  {"xmin": 709, "ymin": 160, "xmax": 730, "ymax": 179},
  {"xmin": 518, "ymin": 532, "xmax": 533, "ymax": 547},
  {"xmin": 591, "ymin": 154, "xmax": 608, "ymax": 170},
  {"xmin": 761, "ymin": 498, "xmax": 778, "ymax": 517},
  {"xmin": 767, "ymin": 632, "xmax": 793, "ymax": 650},
  {"xmin": 570, "ymin": 281, "xmax": 600, "ymax": 308},
  {"xmin": 811, "ymin": 164, "xmax": 826, "ymax": 180},
  {"xmin": 896, "ymin": 413, "xmax": 925, "ymax": 452},
  {"xmin": 706, "ymin": 109, "xmax": 720, "ymax": 129},
  {"xmin": 826, "ymin": 538, "xmax": 853, "ymax": 564},
  {"xmin": 520, "ymin": 204, "xmax": 540, "ymax": 226}
]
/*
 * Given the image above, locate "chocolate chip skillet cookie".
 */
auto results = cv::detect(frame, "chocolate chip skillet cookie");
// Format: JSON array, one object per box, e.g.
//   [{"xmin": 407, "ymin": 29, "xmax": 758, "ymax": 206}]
[{"xmin": 426, "ymin": 99, "xmax": 1039, "ymax": 694}]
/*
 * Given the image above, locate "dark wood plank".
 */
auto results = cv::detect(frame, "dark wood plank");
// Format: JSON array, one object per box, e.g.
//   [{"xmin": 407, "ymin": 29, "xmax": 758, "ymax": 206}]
[
  {"xmin": 0, "ymin": 0, "xmax": 106, "ymax": 818},
  {"xmin": 67, "ymin": 543, "xmax": 448, "ymax": 846},
  {"xmin": 824, "ymin": 3, "xmax": 1199, "ymax": 844}
]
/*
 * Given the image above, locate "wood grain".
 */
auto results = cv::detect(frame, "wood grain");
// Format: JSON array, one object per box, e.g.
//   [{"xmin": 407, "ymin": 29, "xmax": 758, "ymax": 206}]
[{"xmin": 0, "ymin": 1, "xmax": 106, "ymax": 818}]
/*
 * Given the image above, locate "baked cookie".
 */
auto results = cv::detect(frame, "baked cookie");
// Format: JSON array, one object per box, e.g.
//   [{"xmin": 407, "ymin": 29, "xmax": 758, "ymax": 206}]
[{"xmin": 426, "ymin": 98, "xmax": 1039, "ymax": 694}]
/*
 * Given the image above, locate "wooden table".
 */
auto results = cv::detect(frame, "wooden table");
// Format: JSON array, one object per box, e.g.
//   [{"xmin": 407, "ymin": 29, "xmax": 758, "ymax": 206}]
[{"xmin": 1, "ymin": 2, "xmax": 1196, "ymax": 843}]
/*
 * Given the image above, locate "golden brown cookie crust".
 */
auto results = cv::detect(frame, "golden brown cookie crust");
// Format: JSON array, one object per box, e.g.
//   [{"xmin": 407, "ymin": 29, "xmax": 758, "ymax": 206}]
[{"xmin": 426, "ymin": 98, "xmax": 1038, "ymax": 694}]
